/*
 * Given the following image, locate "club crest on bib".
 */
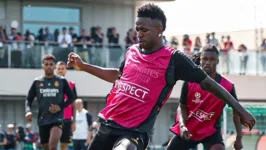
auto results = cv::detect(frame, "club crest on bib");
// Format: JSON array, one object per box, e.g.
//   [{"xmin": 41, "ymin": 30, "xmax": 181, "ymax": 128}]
[
  {"xmin": 192, "ymin": 92, "xmax": 203, "ymax": 104},
  {"xmin": 54, "ymin": 81, "xmax": 59, "ymax": 87}
]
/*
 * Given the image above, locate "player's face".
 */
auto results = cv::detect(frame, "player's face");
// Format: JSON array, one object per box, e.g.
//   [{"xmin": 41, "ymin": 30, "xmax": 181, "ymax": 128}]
[
  {"xmin": 135, "ymin": 17, "xmax": 158, "ymax": 50},
  {"xmin": 55, "ymin": 64, "xmax": 67, "ymax": 77},
  {"xmin": 43, "ymin": 59, "xmax": 55, "ymax": 75},
  {"xmin": 75, "ymin": 101, "xmax": 83, "ymax": 110},
  {"xmin": 200, "ymin": 51, "xmax": 219, "ymax": 75}
]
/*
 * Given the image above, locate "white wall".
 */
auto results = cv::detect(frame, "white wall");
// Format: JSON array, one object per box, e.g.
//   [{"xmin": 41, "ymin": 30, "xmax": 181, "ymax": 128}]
[{"xmin": 1, "ymin": 69, "xmax": 266, "ymax": 100}]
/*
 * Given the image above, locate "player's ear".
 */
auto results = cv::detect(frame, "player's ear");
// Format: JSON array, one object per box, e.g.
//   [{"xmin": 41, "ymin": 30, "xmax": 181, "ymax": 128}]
[{"xmin": 157, "ymin": 26, "xmax": 163, "ymax": 37}]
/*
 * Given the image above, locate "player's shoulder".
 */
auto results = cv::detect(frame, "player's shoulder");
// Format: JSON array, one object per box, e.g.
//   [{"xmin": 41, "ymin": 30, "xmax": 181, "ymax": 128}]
[
  {"xmin": 68, "ymin": 80, "xmax": 75, "ymax": 85},
  {"xmin": 219, "ymin": 74, "xmax": 234, "ymax": 84},
  {"xmin": 54, "ymin": 75, "xmax": 66, "ymax": 80},
  {"xmin": 34, "ymin": 75, "xmax": 44, "ymax": 81}
]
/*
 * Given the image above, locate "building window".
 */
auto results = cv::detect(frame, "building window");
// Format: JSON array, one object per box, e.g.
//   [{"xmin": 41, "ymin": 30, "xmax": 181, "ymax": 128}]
[{"xmin": 23, "ymin": 6, "xmax": 80, "ymax": 35}]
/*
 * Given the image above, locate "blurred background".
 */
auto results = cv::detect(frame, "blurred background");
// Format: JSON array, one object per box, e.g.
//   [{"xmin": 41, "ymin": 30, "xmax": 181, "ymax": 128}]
[{"xmin": 0, "ymin": 0, "xmax": 266, "ymax": 149}]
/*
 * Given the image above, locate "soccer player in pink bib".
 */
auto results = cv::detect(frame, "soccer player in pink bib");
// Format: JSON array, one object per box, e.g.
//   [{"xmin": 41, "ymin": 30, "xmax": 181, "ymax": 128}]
[
  {"xmin": 67, "ymin": 4, "xmax": 255, "ymax": 150},
  {"xmin": 167, "ymin": 45, "xmax": 243, "ymax": 150}
]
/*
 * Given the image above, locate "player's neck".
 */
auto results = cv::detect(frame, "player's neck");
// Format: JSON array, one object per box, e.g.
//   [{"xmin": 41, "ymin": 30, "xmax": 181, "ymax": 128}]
[
  {"xmin": 45, "ymin": 74, "xmax": 54, "ymax": 79},
  {"xmin": 209, "ymin": 72, "xmax": 216, "ymax": 80}
]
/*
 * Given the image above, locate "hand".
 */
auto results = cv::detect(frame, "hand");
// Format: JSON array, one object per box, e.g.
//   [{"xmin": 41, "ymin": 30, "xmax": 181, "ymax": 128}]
[
  {"xmin": 85, "ymin": 139, "xmax": 91, "ymax": 146},
  {"xmin": 49, "ymin": 104, "xmax": 61, "ymax": 114},
  {"xmin": 233, "ymin": 136, "xmax": 243, "ymax": 150},
  {"xmin": 239, "ymin": 110, "xmax": 256, "ymax": 131},
  {"xmin": 180, "ymin": 126, "xmax": 191, "ymax": 140},
  {"xmin": 25, "ymin": 112, "xmax": 33, "ymax": 122},
  {"xmin": 67, "ymin": 52, "xmax": 84, "ymax": 70},
  {"xmin": 71, "ymin": 121, "xmax": 76, "ymax": 132}
]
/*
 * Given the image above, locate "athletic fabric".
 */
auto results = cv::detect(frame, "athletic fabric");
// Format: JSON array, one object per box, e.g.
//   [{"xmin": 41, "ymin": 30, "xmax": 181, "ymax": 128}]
[{"xmin": 25, "ymin": 75, "xmax": 75, "ymax": 126}]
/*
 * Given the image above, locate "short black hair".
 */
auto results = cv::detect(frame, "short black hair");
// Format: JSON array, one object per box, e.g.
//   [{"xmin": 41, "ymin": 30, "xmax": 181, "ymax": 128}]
[
  {"xmin": 202, "ymin": 44, "xmax": 219, "ymax": 55},
  {"xmin": 137, "ymin": 3, "xmax": 167, "ymax": 31},
  {"xmin": 42, "ymin": 54, "xmax": 56, "ymax": 64}
]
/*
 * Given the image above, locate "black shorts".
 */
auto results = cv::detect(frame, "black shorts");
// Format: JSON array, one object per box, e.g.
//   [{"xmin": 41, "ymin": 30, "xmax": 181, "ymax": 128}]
[
  {"xmin": 39, "ymin": 123, "xmax": 63, "ymax": 144},
  {"xmin": 167, "ymin": 130, "xmax": 224, "ymax": 150},
  {"xmin": 60, "ymin": 120, "xmax": 72, "ymax": 143},
  {"xmin": 88, "ymin": 124, "xmax": 149, "ymax": 150}
]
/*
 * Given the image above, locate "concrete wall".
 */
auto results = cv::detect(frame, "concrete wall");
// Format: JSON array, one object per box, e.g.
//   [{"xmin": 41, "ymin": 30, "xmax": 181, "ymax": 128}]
[
  {"xmin": 0, "ymin": 69, "xmax": 266, "ymax": 101},
  {"xmin": 0, "ymin": 0, "xmax": 135, "ymax": 45}
]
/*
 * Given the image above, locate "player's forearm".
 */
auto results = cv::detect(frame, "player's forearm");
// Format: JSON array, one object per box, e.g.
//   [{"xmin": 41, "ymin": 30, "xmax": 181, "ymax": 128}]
[
  {"xmin": 63, "ymin": 97, "xmax": 75, "ymax": 109},
  {"xmin": 80, "ymin": 63, "xmax": 120, "ymax": 83},
  {"xmin": 177, "ymin": 104, "xmax": 188, "ymax": 126},
  {"xmin": 233, "ymin": 109, "xmax": 243, "ymax": 138},
  {"xmin": 25, "ymin": 99, "xmax": 33, "ymax": 113},
  {"xmin": 199, "ymin": 76, "xmax": 246, "ymax": 114}
]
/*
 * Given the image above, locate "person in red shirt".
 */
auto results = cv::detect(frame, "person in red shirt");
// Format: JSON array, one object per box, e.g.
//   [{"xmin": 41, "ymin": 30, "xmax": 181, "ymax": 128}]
[
  {"xmin": 182, "ymin": 34, "xmax": 192, "ymax": 55},
  {"xmin": 167, "ymin": 44, "xmax": 243, "ymax": 150}
]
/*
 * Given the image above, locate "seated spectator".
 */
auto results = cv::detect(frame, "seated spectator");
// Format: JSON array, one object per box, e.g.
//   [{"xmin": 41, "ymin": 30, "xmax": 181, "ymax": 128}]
[
  {"xmin": 36, "ymin": 28, "xmax": 44, "ymax": 42},
  {"xmin": 94, "ymin": 26, "xmax": 104, "ymax": 45},
  {"xmin": 107, "ymin": 27, "xmax": 119, "ymax": 47},
  {"xmin": 24, "ymin": 124, "xmax": 34, "ymax": 150},
  {"xmin": 170, "ymin": 36, "xmax": 178, "ymax": 49},
  {"xmin": 16, "ymin": 126, "xmax": 26, "ymax": 150}
]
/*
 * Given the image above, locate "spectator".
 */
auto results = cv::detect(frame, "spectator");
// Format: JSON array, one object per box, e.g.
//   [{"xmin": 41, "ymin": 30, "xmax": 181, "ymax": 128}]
[
  {"xmin": 260, "ymin": 39, "xmax": 266, "ymax": 74},
  {"xmin": 72, "ymin": 99, "xmax": 92, "ymax": 150},
  {"xmin": 24, "ymin": 124, "xmax": 34, "ymax": 150},
  {"xmin": 210, "ymin": 32, "xmax": 219, "ymax": 47},
  {"xmin": 44, "ymin": 27, "xmax": 54, "ymax": 43},
  {"xmin": 170, "ymin": 36, "xmax": 178, "ymax": 49},
  {"xmin": 32, "ymin": 133, "xmax": 42, "ymax": 150},
  {"xmin": 107, "ymin": 27, "xmax": 119, "ymax": 45},
  {"xmin": 163, "ymin": 36, "xmax": 169, "ymax": 46},
  {"xmin": 193, "ymin": 36, "xmax": 202, "ymax": 54},
  {"xmin": 24, "ymin": 30, "xmax": 35, "ymax": 48},
  {"xmin": 205, "ymin": 33, "xmax": 210, "ymax": 44},
  {"xmin": 16, "ymin": 126, "xmax": 25, "ymax": 149},
  {"xmin": 238, "ymin": 44, "xmax": 248, "ymax": 75},
  {"xmin": 58, "ymin": 27, "xmax": 72, "ymax": 48},
  {"xmin": 222, "ymin": 35, "xmax": 234, "ymax": 74},
  {"xmin": 0, "ymin": 125, "xmax": 7, "ymax": 150},
  {"xmin": 77, "ymin": 29, "xmax": 91, "ymax": 63},
  {"xmin": 8, "ymin": 28, "xmax": 17, "ymax": 41},
  {"xmin": 36, "ymin": 28, "xmax": 44, "ymax": 42},
  {"xmin": 69, "ymin": 27, "xmax": 78, "ymax": 43},
  {"xmin": 182, "ymin": 34, "xmax": 192, "ymax": 55},
  {"xmin": 5, "ymin": 124, "xmax": 16, "ymax": 150},
  {"xmin": 54, "ymin": 29, "xmax": 60, "ymax": 42},
  {"xmin": 125, "ymin": 29, "xmax": 136, "ymax": 49},
  {"xmin": 0, "ymin": 26, "xmax": 7, "ymax": 42},
  {"xmin": 94, "ymin": 26, "xmax": 104, "ymax": 45}
]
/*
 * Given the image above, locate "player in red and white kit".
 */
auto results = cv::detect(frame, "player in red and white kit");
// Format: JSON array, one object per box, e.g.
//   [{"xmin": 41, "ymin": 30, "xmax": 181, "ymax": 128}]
[{"xmin": 168, "ymin": 45, "xmax": 243, "ymax": 150}]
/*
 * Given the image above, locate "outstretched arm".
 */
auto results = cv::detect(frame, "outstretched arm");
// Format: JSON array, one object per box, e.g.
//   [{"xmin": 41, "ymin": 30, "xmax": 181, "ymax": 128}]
[
  {"xmin": 177, "ymin": 82, "xmax": 189, "ymax": 127},
  {"xmin": 67, "ymin": 52, "xmax": 124, "ymax": 83}
]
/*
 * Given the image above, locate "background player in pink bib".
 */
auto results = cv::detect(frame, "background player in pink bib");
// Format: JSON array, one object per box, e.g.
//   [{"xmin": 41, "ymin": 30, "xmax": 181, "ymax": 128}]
[
  {"xmin": 67, "ymin": 4, "xmax": 255, "ymax": 150},
  {"xmin": 55, "ymin": 61, "xmax": 77, "ymax": 150},
  {"xmin": 167, "ymin": 45, "xmax": 243, "ymax": 150}
]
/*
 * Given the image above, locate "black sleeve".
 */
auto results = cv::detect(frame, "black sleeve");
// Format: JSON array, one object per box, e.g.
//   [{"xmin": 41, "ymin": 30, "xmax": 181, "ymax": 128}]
[
  {"xmin": 72, "ymin": 84, "xmax": 78, "ymax": 99},
  {"xmin": 62, "ymin": 78, "xmax": 75, "ymax": 109},
  {"xmin": 119, "ymin": 60, "xmax": 125, "ymax": 72},
  {"xmin": 25, "ymin": 80, "xmax": 36, "ymax": 113},
  {"xmin": 230, "ymin": 85, "xmax": 238, "ymax": 100},
  {"xmin": 86, "ymin": 112, "xmax": 93, "ymax": 129},
  {"xmin": 180, "ymin": 82, "xmax": 189, "ymax": 104},
  {"xmin": 174, "ymin": 51, "xmax": 207, "ymax": 83}
]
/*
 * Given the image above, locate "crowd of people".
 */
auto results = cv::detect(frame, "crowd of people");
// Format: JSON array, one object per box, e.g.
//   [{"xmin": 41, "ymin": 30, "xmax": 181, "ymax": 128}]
[{"xmin": 0, "ymin": 3, "xmax": 261, "ymax": 150}]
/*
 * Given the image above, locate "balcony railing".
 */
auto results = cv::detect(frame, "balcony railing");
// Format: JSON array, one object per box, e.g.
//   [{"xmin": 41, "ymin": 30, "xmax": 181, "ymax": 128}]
[{"xmin": 0, "ymin": 40, "xmax": 265, "ymax": 76}]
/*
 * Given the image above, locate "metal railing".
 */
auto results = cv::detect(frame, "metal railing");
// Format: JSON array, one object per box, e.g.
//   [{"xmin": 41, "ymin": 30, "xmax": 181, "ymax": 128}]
[{"xmin": 0, "ymin": 40, "xmax": 266, "ymax": 76}]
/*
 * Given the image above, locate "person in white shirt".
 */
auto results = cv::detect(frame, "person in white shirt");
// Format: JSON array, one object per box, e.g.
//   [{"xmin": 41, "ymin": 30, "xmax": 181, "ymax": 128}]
[
  {"xmin": 73, "ymin": 99, "xmax": 92, "ymax": 150},
  {"xmin": 58, "ymin": 27, "xmax": 72, "ymax": 48}
]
